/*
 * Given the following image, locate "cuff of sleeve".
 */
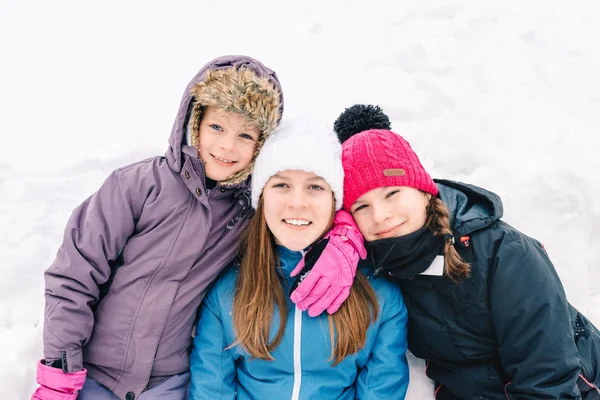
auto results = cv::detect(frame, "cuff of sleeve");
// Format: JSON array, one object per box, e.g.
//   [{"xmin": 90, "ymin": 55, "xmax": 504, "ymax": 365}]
[
  {"xmin": 64, "ymin": 348, "xmax": 83, "ymax": 373},
  {"xmin": 45, "ymin": 347, "xmax": 84, "ymax": 373}
]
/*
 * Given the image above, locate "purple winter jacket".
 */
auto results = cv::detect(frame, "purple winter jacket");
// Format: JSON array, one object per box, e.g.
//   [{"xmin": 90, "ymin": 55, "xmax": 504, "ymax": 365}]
[{"xmin": 42, "ymin": 56, "xmax": 283, "ymax": 399}]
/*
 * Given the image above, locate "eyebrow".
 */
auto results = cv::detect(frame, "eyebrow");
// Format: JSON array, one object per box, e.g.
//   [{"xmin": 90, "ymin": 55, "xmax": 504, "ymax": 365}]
[
  {"xmin": 351, "ymin": 201, "xmax": 365, "ymax": 209},
  {"xmin": 272, "ymin": 173, "xmax": 290, "ymax": 180},
  {"xmin": 271, "ymin": 174, "xmax": 326, "ymax": 182},
  {"xmin": 244, "ymin": 125, "xmax": 260, "ymax": 133}
]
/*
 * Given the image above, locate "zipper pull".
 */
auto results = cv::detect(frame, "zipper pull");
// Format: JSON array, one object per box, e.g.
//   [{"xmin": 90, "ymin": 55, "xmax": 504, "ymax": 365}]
[{"xmin": 373, "ymin": 265, "xmax": 383, "ymax": 279}]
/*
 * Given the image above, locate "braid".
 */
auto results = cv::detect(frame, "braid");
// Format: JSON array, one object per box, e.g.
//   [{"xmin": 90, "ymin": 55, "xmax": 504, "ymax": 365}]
[{"xmin": 425, "ymin": 197, "xmax": 471, "ymax": 283}]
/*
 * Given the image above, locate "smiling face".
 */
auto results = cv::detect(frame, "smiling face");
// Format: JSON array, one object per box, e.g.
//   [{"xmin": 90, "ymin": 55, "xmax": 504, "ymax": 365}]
[
  {"xmin": 350, "ymin": 186, "xmax": 431, "ymax": 242},
  {"xmin": 197, "ymin": 106, "xmax": 261, "ymax": 181},
  {"xmin": 262, "ymin": 169, "xmax": 334, "ymax": 251}
]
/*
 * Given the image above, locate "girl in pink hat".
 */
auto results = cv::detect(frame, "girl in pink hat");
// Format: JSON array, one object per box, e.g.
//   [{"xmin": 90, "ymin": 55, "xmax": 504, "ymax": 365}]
[{"xmin": 334, "ymin": 104, "xmax": 600, "ymax": 400}]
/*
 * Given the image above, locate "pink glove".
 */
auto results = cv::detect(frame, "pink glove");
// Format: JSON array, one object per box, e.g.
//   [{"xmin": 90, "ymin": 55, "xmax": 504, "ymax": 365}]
[
  {"xmin": 290, "ymin": 209, "xmax": 366, "ymax": 317},
  {"xmin": 31, "ymin": 360, "xmax": 87, "ymax": 400}
]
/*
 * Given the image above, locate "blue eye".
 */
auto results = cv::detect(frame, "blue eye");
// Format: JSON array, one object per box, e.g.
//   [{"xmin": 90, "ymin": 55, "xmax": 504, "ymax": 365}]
[
  {"xmin": 239, "ymin": 133, "xmax": 255, "ymax": 141},
  {"xmin": 272, "ymin": 183, "xmax": 288, "ymax": 188},
  {"xmin": 309, "ymin": 184, "xmax": 324, "ymax": 191},
  {"xmin": 385, "ymin": 190, "xmax": 399, "ymax": 199},
  {"xmin": 210, "ymin": 124, "xmax": 223, "ymax": 131}
]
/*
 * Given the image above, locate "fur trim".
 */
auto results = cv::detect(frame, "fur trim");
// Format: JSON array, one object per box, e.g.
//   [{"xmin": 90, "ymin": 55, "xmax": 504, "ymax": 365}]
[{"xmin": 189, "ymin": 67, "xmax": 282, "ymax": 186}]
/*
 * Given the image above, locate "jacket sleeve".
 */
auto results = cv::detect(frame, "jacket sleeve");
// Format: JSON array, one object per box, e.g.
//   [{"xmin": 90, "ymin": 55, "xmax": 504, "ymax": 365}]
[
  {"xmin": 189, "ymin": 287, "xmax": 237, "ymax": 400},
  {"xmin": 356, "ymin": 287, "xmax": 410, "ymax": 399},
  {"xmin": 489, "ymin": 230, "xmax": 581, "ymax": 399},
  {"xmin": 43, "ymin": 168, "xmax": 138, "ymax": 372}
]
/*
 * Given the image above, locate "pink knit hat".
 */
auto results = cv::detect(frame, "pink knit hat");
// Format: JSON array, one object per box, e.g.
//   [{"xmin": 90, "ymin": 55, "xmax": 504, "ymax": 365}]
[{"xmin": 336, "ymin": 105, "xmax": 438, "ymax": 211}]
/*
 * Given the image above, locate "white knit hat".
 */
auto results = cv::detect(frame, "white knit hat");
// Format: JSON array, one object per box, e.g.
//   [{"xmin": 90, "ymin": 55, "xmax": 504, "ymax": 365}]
[{"xmin": 251, "ymin": 118, "xmax": 344, "ymax": 210}]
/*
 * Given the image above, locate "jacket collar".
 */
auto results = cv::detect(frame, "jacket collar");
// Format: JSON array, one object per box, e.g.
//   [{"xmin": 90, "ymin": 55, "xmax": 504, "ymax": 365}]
[{"xmin": 276, "ymin": 245, "xmax": 303, "ymax": 282}]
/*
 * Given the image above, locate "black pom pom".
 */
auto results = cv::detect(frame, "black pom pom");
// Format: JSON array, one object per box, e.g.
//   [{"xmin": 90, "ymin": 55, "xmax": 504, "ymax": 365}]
[{"xmin": 333, "ymin": 104, "xmax": 391, "ymax": 143}]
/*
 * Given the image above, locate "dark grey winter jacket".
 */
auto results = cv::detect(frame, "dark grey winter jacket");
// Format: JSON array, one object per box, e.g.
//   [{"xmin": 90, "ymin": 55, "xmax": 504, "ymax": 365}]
[{"xmin": 386, "ymin": 180, "xmax": 600, "ymax": 399}]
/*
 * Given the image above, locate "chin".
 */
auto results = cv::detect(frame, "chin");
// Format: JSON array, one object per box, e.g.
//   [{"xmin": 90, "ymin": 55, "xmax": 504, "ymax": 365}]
[
  {"xmin": 205, "ymin": 166, "xmax": 243, "ymax": 182},
  {"xmin": 281, "ymin": 242, "xmax": 309, "ymax": 252}
]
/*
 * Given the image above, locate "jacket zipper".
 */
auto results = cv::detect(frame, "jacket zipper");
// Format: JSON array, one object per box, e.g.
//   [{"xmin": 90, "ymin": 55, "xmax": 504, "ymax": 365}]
[{"xmin": 291, "ymin": 305, "xmax": 302, "ymax": 400}]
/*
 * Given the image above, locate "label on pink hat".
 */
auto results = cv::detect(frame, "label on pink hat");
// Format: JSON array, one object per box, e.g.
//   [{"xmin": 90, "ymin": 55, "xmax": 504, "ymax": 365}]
[{"xmin": 383, "ymin": 169, "xmax": 405, "ymax": 177}]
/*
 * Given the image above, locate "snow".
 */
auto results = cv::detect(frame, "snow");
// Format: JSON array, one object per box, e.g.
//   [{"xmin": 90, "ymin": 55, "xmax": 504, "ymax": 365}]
[{"xmin": 1, "ymin": 0, "xmax": 599, "ymax": 398}]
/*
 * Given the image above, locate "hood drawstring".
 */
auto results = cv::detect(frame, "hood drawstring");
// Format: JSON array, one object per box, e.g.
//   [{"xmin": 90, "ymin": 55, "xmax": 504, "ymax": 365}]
[{"xmin": 372, "ymin": 243, "xmax": 397, "ymax": 279}]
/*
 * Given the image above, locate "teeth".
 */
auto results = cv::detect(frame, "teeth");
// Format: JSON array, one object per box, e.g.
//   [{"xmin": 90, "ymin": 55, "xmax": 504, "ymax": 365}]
[
  {"xmin": 286, "ymin": 219, "xmax": 310, "ymax": 226},
  {"xmin": 214, "ymin": 155, "xmax": 234, "ymax": 163},
  {"xmin": 284, "ymin": 219, "xmax": 310, "ymax": 226}
]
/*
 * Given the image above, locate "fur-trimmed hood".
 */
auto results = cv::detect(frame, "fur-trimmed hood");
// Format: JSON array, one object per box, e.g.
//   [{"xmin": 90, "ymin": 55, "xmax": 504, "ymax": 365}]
[{"xmin": 166, "ymin": 55, "xmax": 284, "ymax": 186}]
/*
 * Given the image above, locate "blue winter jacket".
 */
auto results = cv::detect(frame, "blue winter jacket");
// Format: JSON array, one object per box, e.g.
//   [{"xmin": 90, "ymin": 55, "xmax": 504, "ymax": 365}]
[{"xmin": 189, "ymin": 246, "xmax": 410, "ymax": 399}]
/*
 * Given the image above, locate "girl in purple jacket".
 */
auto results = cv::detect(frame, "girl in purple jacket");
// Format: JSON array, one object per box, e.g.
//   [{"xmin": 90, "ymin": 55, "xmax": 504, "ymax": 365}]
[{"xmin": 31, "ymin": 56, "xmax": 363, "ymax": 400}]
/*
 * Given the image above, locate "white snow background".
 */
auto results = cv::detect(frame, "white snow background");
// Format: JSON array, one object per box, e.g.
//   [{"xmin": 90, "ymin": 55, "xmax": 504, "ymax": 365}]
[{"xmin": 1, "ymin": 0, "xmax": 599, "ymax": 398}]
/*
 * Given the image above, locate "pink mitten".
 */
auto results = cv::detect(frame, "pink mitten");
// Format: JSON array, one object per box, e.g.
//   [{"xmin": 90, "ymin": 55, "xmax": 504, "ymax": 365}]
[
  {"xmin": 31, "ymin": 360, "xmax": 87, "ymax": 400},
  {"xmin": 290, "ymin": 209, "xmax": 366, "ymax": 317}
]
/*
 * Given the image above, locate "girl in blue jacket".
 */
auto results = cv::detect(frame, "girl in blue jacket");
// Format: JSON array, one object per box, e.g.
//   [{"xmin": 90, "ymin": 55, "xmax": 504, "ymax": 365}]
[{"xmin": 189, "ymin": 119, "xmax": 410, "ymax": 400}]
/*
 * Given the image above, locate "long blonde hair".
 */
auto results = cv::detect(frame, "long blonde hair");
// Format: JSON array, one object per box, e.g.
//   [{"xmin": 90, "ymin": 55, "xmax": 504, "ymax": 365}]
[{"xmin": 231, "ymin": 196, "xmax": 379, "ymax": 365}]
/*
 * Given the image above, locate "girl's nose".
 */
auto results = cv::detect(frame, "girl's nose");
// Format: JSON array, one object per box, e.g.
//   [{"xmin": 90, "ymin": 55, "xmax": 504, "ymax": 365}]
[
  {"xmin": 218, "ymin": 134, "xmax": 236, "ymax": 152},
  {"xmin": 371, "ymin": 204, "xmax": 391, "ymax": 224},
  {"xmin": 287, "ymin": 188, "xmax": 309, "ymax": 209}
]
